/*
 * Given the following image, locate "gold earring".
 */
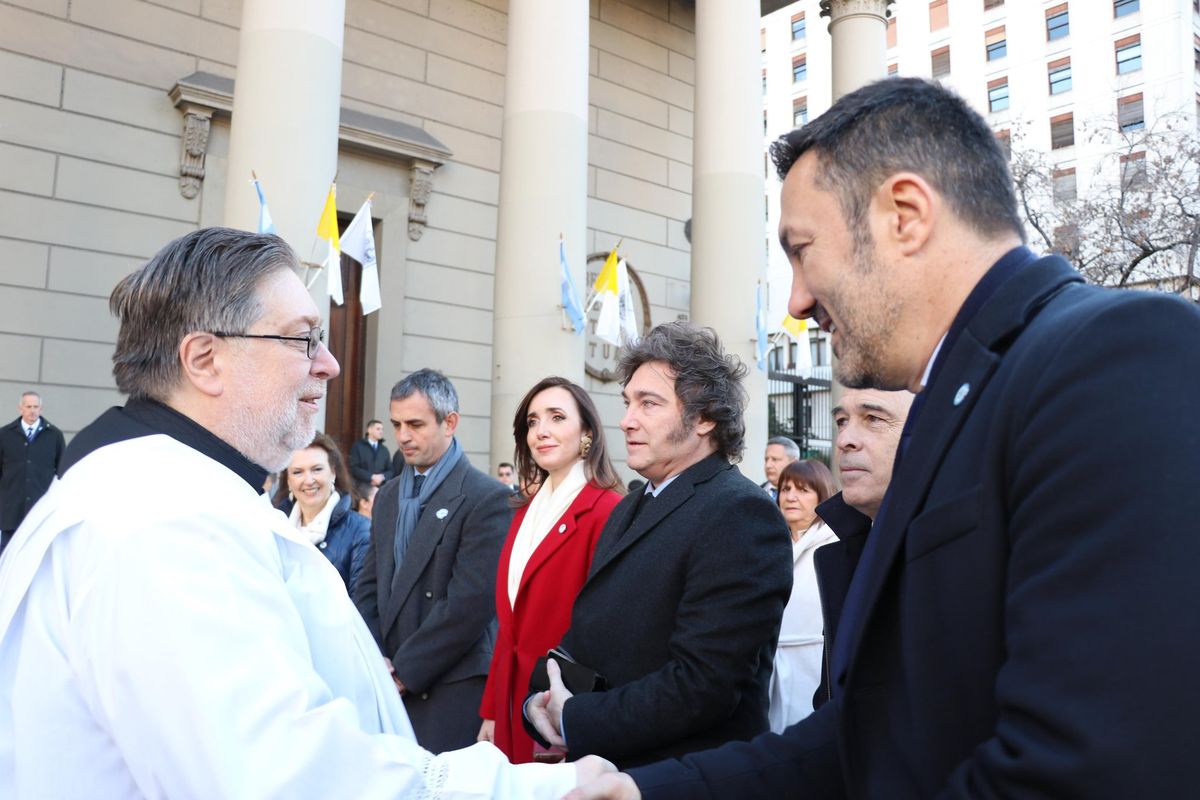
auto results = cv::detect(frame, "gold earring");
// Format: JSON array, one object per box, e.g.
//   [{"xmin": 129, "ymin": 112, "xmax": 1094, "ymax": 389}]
[{"xmin": 580, "ymin": 434, "xmax": 592, "ymax": 458}]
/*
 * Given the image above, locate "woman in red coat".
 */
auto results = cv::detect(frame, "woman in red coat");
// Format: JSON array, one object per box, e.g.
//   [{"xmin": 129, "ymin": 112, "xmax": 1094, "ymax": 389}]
[{"xmin": 477, "ymin": 376, "xmax": 624, "ymax": 763}]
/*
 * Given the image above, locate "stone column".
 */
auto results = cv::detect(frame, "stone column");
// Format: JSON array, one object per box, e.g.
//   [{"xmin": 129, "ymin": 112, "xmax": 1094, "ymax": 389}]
[
  {"xmin": 223, "ymin": 0, "xmax": 345, "ymax": 257},
  {"xmin": 489, "ymin": 0, "xmax": 589, "ymax": 466},
  {"xmin": 691, "ymin": 0, "xmax": 767, "ymax": 476},
  {"xmin": 821, "ymin": 0, "xmax": 892, "ymax": 100},
  {"xmin": 223, "ymin": 0, "xmax": 345, "ymax": 434},
  {"xmin": 820, "ymin": 0, "xmax": 892, "ymax": 410}
]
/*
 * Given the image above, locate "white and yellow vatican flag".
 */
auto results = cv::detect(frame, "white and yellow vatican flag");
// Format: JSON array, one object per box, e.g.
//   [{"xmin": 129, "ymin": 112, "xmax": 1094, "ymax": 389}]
[
  {"xmin": 586, "ymin": 245, "xmax": 638, "ymax": 347},
  {"xmin": 316, "ymin": 183, "xmax": 343, "ymax": 305}
]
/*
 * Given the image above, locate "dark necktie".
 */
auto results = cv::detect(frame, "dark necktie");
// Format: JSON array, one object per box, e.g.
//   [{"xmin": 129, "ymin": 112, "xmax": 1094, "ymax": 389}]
[
  {"xmin": 616, "ymin": 489, "xmax": 654, "ymax": 542},
  {"xmin": 25, "ymin": 427, "xmax": 35, "ymax": 442},
  {"xmin": 411, "ymin": 473, "xmax": 425, "ymax": 499}
]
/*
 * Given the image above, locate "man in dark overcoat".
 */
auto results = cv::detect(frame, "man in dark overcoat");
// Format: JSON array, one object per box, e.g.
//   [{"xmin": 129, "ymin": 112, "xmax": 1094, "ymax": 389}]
[
  {"xmin": 0, "ymin": 391, "xmax": 65, "ymax": 554},
  {"xmin": 354, "ymin": 368, "xmax": 510, "ymax": 753}
]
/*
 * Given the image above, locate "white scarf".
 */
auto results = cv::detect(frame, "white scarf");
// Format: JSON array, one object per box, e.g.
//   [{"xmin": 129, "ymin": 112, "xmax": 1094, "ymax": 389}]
[
  {"xmin": 507, "ymin": 460, "xmax": 588, "ymax": 607},
  {"xmin": 289, "ymin": 490, "xmax": 339, "ymax": 546}
]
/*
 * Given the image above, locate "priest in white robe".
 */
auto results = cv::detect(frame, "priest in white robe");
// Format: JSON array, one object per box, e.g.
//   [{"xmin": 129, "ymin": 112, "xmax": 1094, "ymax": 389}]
[{"xmin": 0, "ymin": 227, "xmax": 610, "ymax": 799}]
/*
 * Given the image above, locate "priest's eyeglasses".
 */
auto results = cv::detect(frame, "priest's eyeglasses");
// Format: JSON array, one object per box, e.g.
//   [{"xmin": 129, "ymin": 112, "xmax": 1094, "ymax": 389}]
[{"xmin": 211, "ymin": 327, "xmax": 326, "ymax": 359}]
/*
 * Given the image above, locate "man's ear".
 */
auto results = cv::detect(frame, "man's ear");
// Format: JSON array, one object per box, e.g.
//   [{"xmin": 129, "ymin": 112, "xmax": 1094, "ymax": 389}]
[
  {"xmin": 873, "ymin": 171, "xmax": 937, "ymax": 257},
  {"xmin": 442, "ymin": 410, "xmax": 460, "ymax": 437},
  {"xmin": 178, "ymin": 332, "xmax": 224, "ymax": 398},
  {"xmin": 694, "ymin": 416, "xmax": 717, "ymax": 437}
]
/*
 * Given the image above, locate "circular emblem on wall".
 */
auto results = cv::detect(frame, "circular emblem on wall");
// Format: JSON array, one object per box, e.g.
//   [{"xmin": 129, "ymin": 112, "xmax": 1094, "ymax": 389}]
[{"xmin": 584, "ymin": 251, "xmax": 653, "ymax": 383}]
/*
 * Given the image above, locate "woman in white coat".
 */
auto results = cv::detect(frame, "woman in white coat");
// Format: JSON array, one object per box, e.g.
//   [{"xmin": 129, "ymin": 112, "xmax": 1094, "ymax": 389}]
[{"xmin": 768, "ymin": 458, "xmax": 839, "ymax": 733}]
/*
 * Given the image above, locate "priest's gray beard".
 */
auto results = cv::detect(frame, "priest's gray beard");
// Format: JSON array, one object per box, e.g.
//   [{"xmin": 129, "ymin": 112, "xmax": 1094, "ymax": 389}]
[{"xmin": 228, "ymin": 380, "xmax": 325, "ymax": 473}]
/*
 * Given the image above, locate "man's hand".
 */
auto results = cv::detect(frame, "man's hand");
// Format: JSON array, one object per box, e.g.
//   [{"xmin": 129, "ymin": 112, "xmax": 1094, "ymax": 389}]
[
  {"xmin": 371, "ymin": 473, "xmax": 384, "ymax": 486},
  {"xmin": 384, "ymin": 656, "xmax": 407, "ymax": 695},
  {"xmin": 563, "ymin": 758, "xmax": 639, "ymax": 800},
  {"xmin": 528, "ymin": 658, "xmax": 573, "ymax": 748},
  {"xmin": 478, "ymin": 718, "xmax": 495, "ymax": 743}
]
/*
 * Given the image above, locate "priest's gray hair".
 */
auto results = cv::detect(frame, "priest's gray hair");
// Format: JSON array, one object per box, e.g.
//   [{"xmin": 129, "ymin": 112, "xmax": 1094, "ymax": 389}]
[
  {"xmin": 390, "ymin": 368, "xmax": 460, "ymax": 424},
  {"xmin": 110, "ymin": 227, "xmax": 297, "ymax": 401}
]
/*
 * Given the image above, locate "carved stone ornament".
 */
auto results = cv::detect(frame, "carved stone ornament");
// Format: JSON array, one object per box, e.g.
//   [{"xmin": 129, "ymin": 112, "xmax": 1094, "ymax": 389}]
[
  {"xmin": 819, "ymin": 0, "xmax": 894, "ymax": 22},
  {"xmin": 408, "ymin": 161, "xmax": 436, "ymax": 241},
  {"xmin": 178, "ymin": 108, "xmax": 212, "ymax": 199},
  {"xmin": 168, "ymin": 73, "xmax": 453, "ymax": 207}
]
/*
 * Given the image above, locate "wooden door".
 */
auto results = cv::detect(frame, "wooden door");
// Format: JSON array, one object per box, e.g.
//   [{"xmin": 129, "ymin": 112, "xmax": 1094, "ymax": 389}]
[{"xmin": 325, "ymin": 245, "xmax": 366, "ymax": 462}]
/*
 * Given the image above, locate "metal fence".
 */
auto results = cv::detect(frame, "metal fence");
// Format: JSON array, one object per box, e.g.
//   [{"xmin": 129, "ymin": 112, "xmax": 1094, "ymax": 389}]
[{"xmin": 767, "ymin": 364, "xmax": 834, "ymax": 464}]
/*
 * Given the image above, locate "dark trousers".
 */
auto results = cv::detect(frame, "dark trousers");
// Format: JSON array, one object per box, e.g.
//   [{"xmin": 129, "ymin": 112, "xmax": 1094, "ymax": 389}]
[
  {"xmin": 0, "ymin": 529, "xmax": 13, "ymax": 556},
  {"xmin": 404, "ymin": 675, "xmax": 488, "ymax": 754}
]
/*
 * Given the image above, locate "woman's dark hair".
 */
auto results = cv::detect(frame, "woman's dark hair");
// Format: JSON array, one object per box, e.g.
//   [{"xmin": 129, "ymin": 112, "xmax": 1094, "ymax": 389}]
[
  {"xmin": 512, "ymin": 376, "xmax": 624, "ymax": 504},
  {"xmin": 287, "ymin": 432, "xmax": 352, "ymax": 497},
  {"xmin": 777, "ymin": 458, "xmax": 837, "ymax": 508}
]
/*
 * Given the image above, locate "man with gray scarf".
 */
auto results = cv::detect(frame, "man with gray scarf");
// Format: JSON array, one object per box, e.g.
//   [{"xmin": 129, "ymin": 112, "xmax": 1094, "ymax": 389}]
[{"xmin": 354, "ymin": 368, "xmax": 511, "ymax": 753}]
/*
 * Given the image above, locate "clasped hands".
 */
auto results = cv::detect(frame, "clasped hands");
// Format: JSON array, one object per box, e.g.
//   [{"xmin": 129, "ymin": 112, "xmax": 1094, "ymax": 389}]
[
  {"xmin": 527, "ymin": 658, "xmax": 572, "ymax": 748},
  {"xmin": 527, "ymin": 660, "xmax": 641, "ymax": 800}
]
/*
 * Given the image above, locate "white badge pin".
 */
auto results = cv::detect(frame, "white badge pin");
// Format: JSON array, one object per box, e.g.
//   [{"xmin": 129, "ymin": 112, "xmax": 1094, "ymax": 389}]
[
  {"xmin": 558, "ymin": 523, "xmax": 567, "ymax": 534},
  {"xmin": 435, "ymin": 508, "xmax": 448, "ymax": 520},
  {"xmin": 953, "ymin": 383, "xmax": 970, "ymax": 406}
]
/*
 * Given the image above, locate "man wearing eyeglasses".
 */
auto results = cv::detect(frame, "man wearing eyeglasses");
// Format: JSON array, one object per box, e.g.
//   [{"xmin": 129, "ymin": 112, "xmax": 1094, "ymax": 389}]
[{"xmin": 0, "ymin": 227, "xmax": 603, "ymax": 798}]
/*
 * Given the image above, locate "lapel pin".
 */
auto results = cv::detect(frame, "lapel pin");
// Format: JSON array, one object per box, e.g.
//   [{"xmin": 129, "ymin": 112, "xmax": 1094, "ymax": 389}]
[
  {"xmin": 435, "ymin": 508, "xmax": 448, "ymax": 520},
  {"xmin": 953, "ymin": 383, "xmax": 970, "ymax": 406},
  {"xmin": 558, "ymin": 523, "xmax": 567, "ymax": 534}
]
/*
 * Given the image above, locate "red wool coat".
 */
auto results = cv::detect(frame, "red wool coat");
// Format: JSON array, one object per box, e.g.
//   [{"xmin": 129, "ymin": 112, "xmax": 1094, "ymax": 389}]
[{"xmin": 479, "ymin": 482, "xmax": 622, "ymax": 763}]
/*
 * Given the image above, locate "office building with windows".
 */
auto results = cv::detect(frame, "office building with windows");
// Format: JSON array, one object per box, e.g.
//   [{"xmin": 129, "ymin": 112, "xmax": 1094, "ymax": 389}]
[{"xmin": 760, "ymin": 0, "xmax": 1200, "ymax": 453}]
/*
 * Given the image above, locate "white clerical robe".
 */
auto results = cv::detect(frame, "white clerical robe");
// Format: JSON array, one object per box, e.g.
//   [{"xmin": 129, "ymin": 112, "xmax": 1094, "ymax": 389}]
[{"xmin": 0, "ymin": 434, "xmax": 575, "ymax": 799}]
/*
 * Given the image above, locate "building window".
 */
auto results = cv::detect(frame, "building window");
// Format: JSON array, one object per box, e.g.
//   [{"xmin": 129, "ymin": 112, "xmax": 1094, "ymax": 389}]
[
  {"xmin": 1048, "ymin": 58, "xmax": 1072, "ymax": 95},
  {"xmin": 792, "ymin": 12, "xmax": 806, "ymax": 41},
  {"xmin": 985, "ymin": 26, "xmax": 1007, "ymax": 61},
  {"xmin": 1118, "ymin": 93, "xmax": 1144, "ymax": 132},
  {"xmin": 1051, "ymin": 113, "xmax": 1075, "ymax": 149},
  {"xmin": 1046, "ymin": 4, "xmax": 1069, "ymax": 41},
  {"xmin": 1053, "ymin": 168, "xmax": 1077, "ymax": 202},
  {"xmin": 793, "ymin": 96, "xmax": 808, "ymax": 127},
  {"xmin": 887, "ymin": 16, "xmax": 898, "ymax": 49},
  {"xmin": 929, "ymin": 0, "xmax": 949, "ymax": 31},
  {"xmin": 1114, "ymin": 0, "xmax": 1139, "ymax": 17},
  {"xmin": 1115, "ymin": 35, "xmax": 1142, "ymax": 75},
  {"xmin": 931, "ymin": 46, "xmax": 951, "ymax": 78},
  {"xmin": 984, "ymin": 0, "xmax": 1004, "ymax": 9},
  {"xmin": 1120, "ymin": 151, "xmax": 1147, "ymax": 187},
  {"xmin": 888, "ymin": 62, "xmax": 899, "ymax": 77},
  {"xmin": 792, "ymin": 54, "xmax": 807, "ymax": 83},
  {"xmin": 995, "ymin": 128, "xmax": 1012, "ymax": 158},
  {"xmin": 988, "ymin": 77, "xmax": 1009, "ymax": 113}
]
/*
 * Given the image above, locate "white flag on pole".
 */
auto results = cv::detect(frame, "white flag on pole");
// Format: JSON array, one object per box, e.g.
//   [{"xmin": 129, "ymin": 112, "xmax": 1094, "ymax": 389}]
[{"xmin": 341, "ymin": 199, "xmax": 382, "ymax": 315}]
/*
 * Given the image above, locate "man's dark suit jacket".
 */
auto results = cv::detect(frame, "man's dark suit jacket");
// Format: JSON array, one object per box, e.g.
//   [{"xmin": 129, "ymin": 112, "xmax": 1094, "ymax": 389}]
[
  {"xmin": 546, "ymin": 453, "xmax": 792, "ymax": 769},
  {"xmin": 348, "ymin": 437, "xmax": 392, "ymax": 489},
  {"xmin": 353, "ymin": 453, "xmax": 510, "ymax": 753},
  {"xmin": 0, "ymin": 417, "xmax": 65, "ymax": 531},
  {"xmin": 628, "ymin": 254, "xmax": 1200, "ymax": 798}
]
